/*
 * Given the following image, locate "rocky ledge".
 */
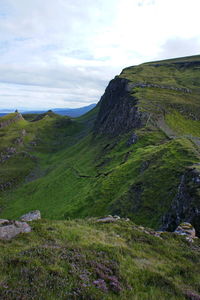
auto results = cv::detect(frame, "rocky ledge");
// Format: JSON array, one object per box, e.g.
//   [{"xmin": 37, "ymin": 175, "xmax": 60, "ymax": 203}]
[{"xmin": 127, "ymin": 82, "xmax": 192, "ymax": 93}]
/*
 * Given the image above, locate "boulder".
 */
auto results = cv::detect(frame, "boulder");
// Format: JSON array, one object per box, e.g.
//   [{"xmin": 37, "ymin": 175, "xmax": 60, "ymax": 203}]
[
  {"xmin": 0, "ymin": 220, "xmax": 31, "ymax": 240},
  {"xmin": 20, "ymin": 210, "xmax": 41, "ymax": 222},
  {"xmin": 174, "ymin": 222, "xmax": 196, "ymax": 241}
]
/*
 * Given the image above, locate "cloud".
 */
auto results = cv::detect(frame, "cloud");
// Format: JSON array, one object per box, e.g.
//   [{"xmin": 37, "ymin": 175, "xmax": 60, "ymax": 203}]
[
  {"xmin": 158, "ymin": 37, "xmax": 200, "ymax": 60},
  {"xmin": 0, "ymin": 0, "xmax": 200, "ymax": 110}
]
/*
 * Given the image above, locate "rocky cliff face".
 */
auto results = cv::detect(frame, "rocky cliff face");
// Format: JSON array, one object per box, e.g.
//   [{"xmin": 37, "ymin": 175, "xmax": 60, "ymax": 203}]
[
  {"xmin": 94, "ymin": 77, "xmax": 145, "ymax": 135},
  {"xmin": 161, "ymin": 169, "xmax": 200, "ymax": 236}
]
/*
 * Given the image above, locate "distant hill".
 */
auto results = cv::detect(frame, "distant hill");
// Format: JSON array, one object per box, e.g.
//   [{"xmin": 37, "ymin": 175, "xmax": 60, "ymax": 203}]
[
  {"xmin": 0, "ymin": 113, "xmax": 7, "ymax": 117},
  {"xmin": 53, "ymin": 103, "xmax": 96, "ymax": 117},
  {"xmin": 0, "ymin": 104, "xmax": 96, "ymax": 118}
]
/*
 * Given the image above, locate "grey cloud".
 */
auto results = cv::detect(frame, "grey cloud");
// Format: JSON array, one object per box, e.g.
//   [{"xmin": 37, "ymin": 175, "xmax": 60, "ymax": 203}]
[
  {"xmin": 158, "ymin": 37, "xmax": 200, "ymax": 60},
  {"xmin": 0, "ymin": 64, "xmax": 111, "ymax": 89},
  {"xmin": 0, "ymin": 0, "xmax": 119, "ymax": 109}
]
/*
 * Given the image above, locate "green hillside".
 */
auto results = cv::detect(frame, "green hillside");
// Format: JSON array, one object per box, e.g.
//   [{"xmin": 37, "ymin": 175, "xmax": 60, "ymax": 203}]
[{"xmin": 0, "ymin": 55, "xmax": 200, "ymax": 235}]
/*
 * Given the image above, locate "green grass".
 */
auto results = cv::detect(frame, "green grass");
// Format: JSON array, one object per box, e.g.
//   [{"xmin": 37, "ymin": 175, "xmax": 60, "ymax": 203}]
[
  {"xmin": 1, "ymin": 125, "xmax": 198, "ymax": 230},
  {"xmin": 166, "ymin": 110, "xmax": 200, "ymax": 137},
  {"xmin": 0, "ymin": 218, "xmax": 200, "ymax": 299},
  {"xmin": 0, "ymin": 112, "xmax": 19, "ymax": 122}
]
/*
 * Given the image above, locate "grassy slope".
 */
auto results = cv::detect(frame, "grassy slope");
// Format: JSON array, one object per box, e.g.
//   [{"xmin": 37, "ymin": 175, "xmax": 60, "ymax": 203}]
[
  {"xmin": 0, "ymin": 218, "xmax": 200, "ymax": 300},
  {"xmin": 0, "ymin": 55, "xmax": 200, "ymax": 231}
]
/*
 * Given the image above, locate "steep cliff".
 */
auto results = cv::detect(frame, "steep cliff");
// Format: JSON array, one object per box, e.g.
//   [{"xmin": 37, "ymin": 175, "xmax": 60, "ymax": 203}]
[{"xmin": 94, "ymin": 77, "xmax": 144, "ymax": 135}]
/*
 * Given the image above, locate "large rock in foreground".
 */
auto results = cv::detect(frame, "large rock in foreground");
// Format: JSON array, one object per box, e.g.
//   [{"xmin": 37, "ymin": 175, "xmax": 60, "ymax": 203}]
[
  {"xmin": 0, "ymin": 220, "xmax": 31, "ymax": 240},
  {"xmin": 20, "ymin": 210, "xmax": 41, "ymax": 222}
]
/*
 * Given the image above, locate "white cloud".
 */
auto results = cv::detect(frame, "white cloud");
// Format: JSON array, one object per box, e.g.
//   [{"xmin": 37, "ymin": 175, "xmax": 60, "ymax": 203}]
[{"xmin": 0, "ymin": 0, "xmax": 200, "ymax": 110}]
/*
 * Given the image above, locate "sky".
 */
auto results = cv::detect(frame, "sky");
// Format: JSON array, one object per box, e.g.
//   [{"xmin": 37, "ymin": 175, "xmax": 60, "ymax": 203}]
[{"xmin": 0, "ymin": 0, "xmax": 200, "ymax": 111}]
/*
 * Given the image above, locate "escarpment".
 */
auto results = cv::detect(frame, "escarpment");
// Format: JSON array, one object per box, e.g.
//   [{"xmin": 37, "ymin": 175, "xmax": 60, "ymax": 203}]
[{"xmin": 94, "ymin": 77, "xmax": 146, "ymax": 135}]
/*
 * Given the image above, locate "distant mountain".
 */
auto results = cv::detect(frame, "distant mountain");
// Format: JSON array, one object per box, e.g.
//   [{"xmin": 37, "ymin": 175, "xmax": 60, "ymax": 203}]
[
  {"xmin": 0, "ymin": 104, "xmax": 96, "ymax": 118},
  {"xmin": 53, "ymin": 104, "xmax": 96, "ymax": 117},
  {"xmin": 0, "ymin": 113, "xmax": 7, "ymax": 117},
  {"xmin": 23, "ymin": 103, "xmax": 96, "ymax": 117}
]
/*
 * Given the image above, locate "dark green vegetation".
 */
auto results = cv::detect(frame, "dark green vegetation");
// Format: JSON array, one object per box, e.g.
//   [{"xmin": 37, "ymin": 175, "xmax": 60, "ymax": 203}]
[
  {"xmin": 1, "ymin": 218, "xmax": 200, "ymax": 300},
  {"xmin": 0, "ymin": 55, "xmax": 200, "ymax": 233}
]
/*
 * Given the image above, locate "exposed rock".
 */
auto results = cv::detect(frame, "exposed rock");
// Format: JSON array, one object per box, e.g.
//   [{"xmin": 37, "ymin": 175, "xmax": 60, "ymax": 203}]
[
  {"xmin": 174, "ymin": 222, "xmax": 196, "ymax": 242},
  {"xmin": 0, "ymin": 220, "xmax": 31, "ymax": 240},
  {"xmin": 21, "ymin": 129, "xmax": 26, "ymax": 136},
  {"xmin": 20, "ymin": 210, "xmax": 41, "ymax": 222},
  {"xmin": 7, "ymin": 147, "xmax": 16, "ymax": 155},
  {"xmin": 136, "ymin": 225, "xmax": 163, "ymax": 239},
  {"xmin": 94, "ymin": 77, "xmax": 145, "ymax": 136},
  {"xmin": 0, "ymin": 147, "xmax": 16, "ymax": 163},
  {"xmin": 127, "ymin": 82, "xmax": 192, "ymax": 93},
  {"xmin": 127, "ymin": 133, "xmax": 138, "ymax": 146},
  {"xmin": 184, "ymin": 290, "xmax": 200, "ymax": 300},
  {"xmin": 0, "ymin": 180, "xmax": 14, "ymax": 191},
  {"xmin": 14, "ymin": 137, "xmax": 23, "ymax": 145},
  {"xmin": 0, "ymin": 219, "xmax": 9, "ymax": 225},
  {"xmin": 161, "ymin": 170, "xmax": 200, "ymax": 236},
  {"xmin": 96, "ymin": 215, "xmax": 121, "ymax": 223}
]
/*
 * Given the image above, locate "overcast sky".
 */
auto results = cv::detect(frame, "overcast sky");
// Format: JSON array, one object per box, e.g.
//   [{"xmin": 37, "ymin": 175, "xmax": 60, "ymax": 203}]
[{"xmin": 0, "ymin": 0, "xmax": 200, "ymax": 110}]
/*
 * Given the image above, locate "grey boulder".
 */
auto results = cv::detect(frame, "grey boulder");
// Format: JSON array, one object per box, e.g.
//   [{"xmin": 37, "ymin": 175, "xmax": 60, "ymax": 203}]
[
  {"xmin": 0, "ymin": 220, "xmax": 31, "ymax": 240},
  {"xmin": 20, "ymin": 210, "xmax": 41, "ymax": 222}
]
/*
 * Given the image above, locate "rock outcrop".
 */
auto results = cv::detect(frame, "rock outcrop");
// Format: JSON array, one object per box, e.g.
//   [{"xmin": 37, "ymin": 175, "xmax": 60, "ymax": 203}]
[
  {"xmin": 20, "ymin": 210, "xmax": 41, "ymax": 222},
  {"xmin": 0, "ymin": 112, "xmax": 24, "ymax": 129},
  {"xmin": 161, "ymin": 169, "xmax": 200, "ymax": 237},
  {"xmin": 127, "ymin": 82, "xmax": 191, "ymax": 93},
  {"xmin": 174, "ymin": 222, "xmax": 196, "ymax": 242},
  {"xmin": 0, "ymin": 147, "xmax": 16, "ymax": 163},
  {"xmin": 94, "ymin": 77, "xmax": 145, "ymax": 136},
  {"xmin": 0, "ymin": 219, "xmax": 31, "ymax": 240}
]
